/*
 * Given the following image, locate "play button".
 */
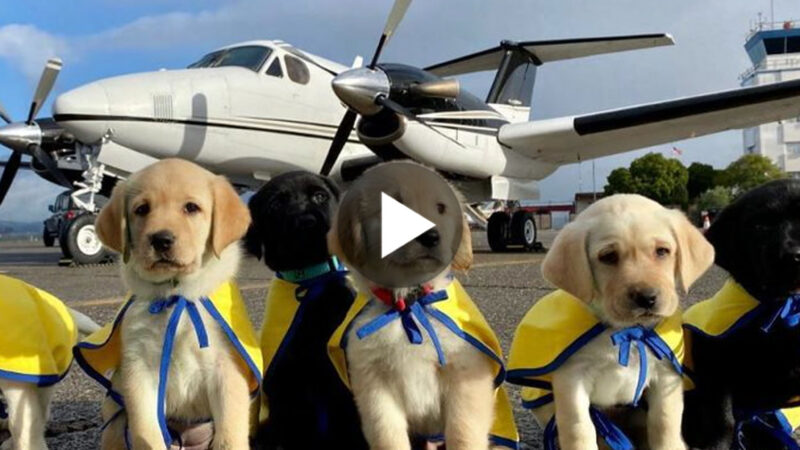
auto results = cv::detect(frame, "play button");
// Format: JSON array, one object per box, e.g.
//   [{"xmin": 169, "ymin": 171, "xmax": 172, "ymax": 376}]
[
  {"xmin": 381, "ymin": 193, "xmax": 435, "ymax": 258},
  {"xmin": 333, "ymin": 161, "xmax": 465, "ymax": 288}
]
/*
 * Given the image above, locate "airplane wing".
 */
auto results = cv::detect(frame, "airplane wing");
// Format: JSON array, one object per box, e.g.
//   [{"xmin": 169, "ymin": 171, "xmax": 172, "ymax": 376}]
[
  {"xmin": 425, "ymin": 34, "xmax": 674, "ymax": 77},
  {"xmin": 497, "ymin": 79, "xmax": 800, "ymax": 164}
]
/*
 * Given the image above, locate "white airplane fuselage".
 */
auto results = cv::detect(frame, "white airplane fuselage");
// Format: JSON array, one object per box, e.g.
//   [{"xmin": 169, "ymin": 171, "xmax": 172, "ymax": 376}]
[{"xmin": 52, "ymin": 40, "xmax": 551, "ymax": 199}]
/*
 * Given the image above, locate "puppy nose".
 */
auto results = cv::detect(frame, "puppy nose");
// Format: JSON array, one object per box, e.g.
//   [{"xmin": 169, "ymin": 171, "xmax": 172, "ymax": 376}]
[
  {"xmin": 629, "ymin": 286, "xmax": 659, "ymax": 309},
  {"xmin": 416, "ymin": 229, "xmax": 440, "ymax": 248},
  {"xmin": 294, "ymin": 214, "xmax": 318, "ymax": 230},
  {"xmin": 150, "ymin": 230, "xmax": 175, "ymax": 253}
]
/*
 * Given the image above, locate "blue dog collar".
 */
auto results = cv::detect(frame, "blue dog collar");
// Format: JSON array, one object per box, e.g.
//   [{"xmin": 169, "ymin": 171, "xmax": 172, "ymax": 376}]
[{"xmin": 275, "ymin": 257, "xmax": 344, "ymax": 283}]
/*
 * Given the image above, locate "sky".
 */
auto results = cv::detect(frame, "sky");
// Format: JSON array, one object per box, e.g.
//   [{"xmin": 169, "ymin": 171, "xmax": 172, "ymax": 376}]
[{"xmin": 0, "ymin": 0, "xmax": 794, "ymax": 222}]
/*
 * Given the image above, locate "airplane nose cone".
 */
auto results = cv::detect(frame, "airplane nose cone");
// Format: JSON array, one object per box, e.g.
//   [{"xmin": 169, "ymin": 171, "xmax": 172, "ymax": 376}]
[
  {"xmin": 53, "ymin": 82, "xmax": 110, "ymax": 143},
  {"xmin": 0, "ymin": 122, "xmax": 41, "ymax": 153},
  {"xmin": 331, "ymin": 67, "xmax": 390, "ymax": 116}
]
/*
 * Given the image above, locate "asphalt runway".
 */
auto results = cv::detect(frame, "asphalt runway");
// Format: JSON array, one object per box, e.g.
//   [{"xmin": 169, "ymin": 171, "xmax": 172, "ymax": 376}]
[{"xmin": 0, "ymin": 230, "xmax": 729, "ymax": 449}]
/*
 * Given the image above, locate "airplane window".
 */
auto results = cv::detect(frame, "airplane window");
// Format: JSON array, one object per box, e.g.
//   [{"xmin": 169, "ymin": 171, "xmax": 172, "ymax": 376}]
[
  {"xmin": 285, "ymin": 55, "xmax": 310, "ymax": 85},
  {"xmin": 187, "ymin": 46, "xmax": 272, "ymax": 72},
  {"xmin": 266, "ymin": 58, "xmax": 283, "ymax": 78},
  {"xmin": 187, "ymin": 51, "xmax": 224, "ymax": 68}
]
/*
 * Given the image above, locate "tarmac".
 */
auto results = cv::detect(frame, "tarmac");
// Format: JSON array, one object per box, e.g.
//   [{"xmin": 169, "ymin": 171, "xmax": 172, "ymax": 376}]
[{"xmin": 0, "ymin": 229, "xmax": 730, "ymax": 449}]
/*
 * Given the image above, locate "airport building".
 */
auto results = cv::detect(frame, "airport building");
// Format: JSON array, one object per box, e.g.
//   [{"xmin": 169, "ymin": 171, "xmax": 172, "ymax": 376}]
[{"xmin": 741, "ymin": 20, "xmax": 800, "ymax": 176}]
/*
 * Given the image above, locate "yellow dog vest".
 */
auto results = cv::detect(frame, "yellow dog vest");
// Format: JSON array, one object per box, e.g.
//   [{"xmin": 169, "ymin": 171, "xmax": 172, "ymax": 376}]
[
  {"xmin": 74, "ymin": 281, "xmax": 263, "ymax": 447},
  {"xmin": 258, "ymin": 260, "xmax": 351, "ymax": 423},
  {"xmin": 0, "ymin": 274, "xmax": 76, "ymax": 386},
  {"xmin": 506, "ymin": 289, "xmax": 686, "ymax": 450},
  {"xmin": 684, "ymin": 279, "xmax": 800, "ymax": 443},
  {"xmin": 328, "ymin": 278, "xmax": 519, "ymax": 449}
]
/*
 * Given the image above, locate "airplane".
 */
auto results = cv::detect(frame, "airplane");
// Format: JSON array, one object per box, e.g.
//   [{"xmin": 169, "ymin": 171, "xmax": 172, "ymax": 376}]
[{"xmin": 2, "ymin": 0, "xmax": 800, "ymax": 264}]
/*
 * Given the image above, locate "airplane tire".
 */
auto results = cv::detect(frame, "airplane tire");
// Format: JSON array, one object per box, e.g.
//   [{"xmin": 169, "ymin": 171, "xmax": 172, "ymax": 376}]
[
  {"xmin": 511, "ymin": 211, "xmax": 537, "ymax": 251},
  {"xmin": 487, "ymin": 212, "xmax": 510, "ymax": 252},
  {"xmin": 63, "ymin": 214, "xmax": 107, "ymax": 265}
]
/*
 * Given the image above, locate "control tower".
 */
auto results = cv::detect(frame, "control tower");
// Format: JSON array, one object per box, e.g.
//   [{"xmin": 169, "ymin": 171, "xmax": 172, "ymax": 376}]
[{"xmin": 741, "ymin": 19, "xmax": 800, "ymax": 176}]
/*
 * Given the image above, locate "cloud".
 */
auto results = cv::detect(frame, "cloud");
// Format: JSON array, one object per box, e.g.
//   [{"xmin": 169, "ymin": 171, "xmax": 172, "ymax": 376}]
[{"xmin": 0, "ymin": 24, "xmax": 70, "ymax": 83}]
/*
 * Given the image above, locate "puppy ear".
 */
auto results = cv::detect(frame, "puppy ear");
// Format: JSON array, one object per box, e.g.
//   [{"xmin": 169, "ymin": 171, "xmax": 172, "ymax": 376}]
[
  {"xmin": 669, "ymin": 209, "xmax": 715, "ymax": 292},
  {"xmin": 703, "ymin": 207, "xmax": 736, "ymax": 274},
  {"xmin": 244, "ymin": 194, "xmax": 264, "ymax": 260},
  {"xmin": 327, "ymin": 198, "xmax": 365, "ymax": 266},
  {"xmin": 542, "ymin": 221, "xmax": 594, "ymax": 302},
  {"xmin": 95, "ymin": 182, "xmax": 128, "ymax": 260},
  {"xmin": 210, "ymin": 176, "xmax": 251, "ymax": 258},
  {"xmin": 451, "ymin": 214, "xmax": 473, "ymax": 271},
  {"xmin": 321, "ymin": 176, "xmax": 342, "ymax": 200}
]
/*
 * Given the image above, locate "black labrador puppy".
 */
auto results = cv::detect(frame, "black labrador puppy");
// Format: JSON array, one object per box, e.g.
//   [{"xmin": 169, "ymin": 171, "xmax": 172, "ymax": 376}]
[
  {"xmin": 683, "ymin": 179, "xmax": 800, "ymax": 449},
  {"xmin": 245, "ymin": 171, "xmax": 367, "ymax": 450}
]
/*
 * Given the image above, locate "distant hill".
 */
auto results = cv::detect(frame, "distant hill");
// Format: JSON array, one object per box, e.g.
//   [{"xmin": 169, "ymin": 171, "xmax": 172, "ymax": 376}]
[{"xmin": 0, "ymin": 220, "xmax": 41, "ymax": 238}]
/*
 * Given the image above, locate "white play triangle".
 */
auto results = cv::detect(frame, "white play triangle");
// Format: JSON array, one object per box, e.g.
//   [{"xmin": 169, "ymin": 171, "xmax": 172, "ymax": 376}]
[{"xmin": 381, "ymin": 192, "xmax": 435, "ymax": 258}]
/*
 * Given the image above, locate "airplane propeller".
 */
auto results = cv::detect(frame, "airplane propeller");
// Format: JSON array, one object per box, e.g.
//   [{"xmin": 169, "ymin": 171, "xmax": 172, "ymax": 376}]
[
  {"xmin": 320, "ymin": 0, "xmax": 464, "ymax": 175},
  {"xmin": 0, "ymin": 58, "xmax": 71, "ymax": 207},
  {"xmin": 320, "ymin": 0, "xmax": 413, "ymax": 176}
]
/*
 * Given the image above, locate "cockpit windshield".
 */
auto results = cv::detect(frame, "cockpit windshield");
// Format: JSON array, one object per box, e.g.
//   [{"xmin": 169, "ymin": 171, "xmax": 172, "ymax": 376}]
[{"xmin": 188, "ymin": 46, "xmax": 272, "ymax": 72}]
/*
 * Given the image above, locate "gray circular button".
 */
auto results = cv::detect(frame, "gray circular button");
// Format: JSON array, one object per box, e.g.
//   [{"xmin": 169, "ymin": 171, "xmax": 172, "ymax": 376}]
[{"xmin": 335, "ymin": 162, "xmax": 464, "ymax": 288}]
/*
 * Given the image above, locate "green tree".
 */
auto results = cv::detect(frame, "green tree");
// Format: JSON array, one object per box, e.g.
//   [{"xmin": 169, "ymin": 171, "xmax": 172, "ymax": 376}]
[
  {"xmin": 604, "ymin": 153, "xmax": 688, "ymax": 206},
  {"xmin": 687, "ymin": 162, "xmax": 717, "ymax": 201},
  {"xmin": 604, "ymin": 168, "xmax": 634, "ymax": 195},
  {"xmin": 692, "ymin": 186, "xmax": 733, "ymax": 222},
  {"xmin": 718, "ymin": 154, "xmax": 784, "ymax": 194}
]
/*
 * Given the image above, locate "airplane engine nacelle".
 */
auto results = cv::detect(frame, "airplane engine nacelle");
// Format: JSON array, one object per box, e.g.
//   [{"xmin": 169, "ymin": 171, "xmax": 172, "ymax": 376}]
[
  {"xmin": 359, "ymin": 112, "xmax": 557, "ymax": 181},
  {"xmin": 357, "ymin": 109, "xmax": 407, "ymax": 147}
]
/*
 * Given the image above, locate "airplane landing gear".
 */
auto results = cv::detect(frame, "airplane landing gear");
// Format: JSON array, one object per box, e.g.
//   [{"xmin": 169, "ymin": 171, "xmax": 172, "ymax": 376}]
[
  {"xmin": 486, "ymin": 202, "xmax": 544, "ymax": 253},
  {"xmin": 60, "ymin": 144, "xmax": 114, "ymax": 265}
]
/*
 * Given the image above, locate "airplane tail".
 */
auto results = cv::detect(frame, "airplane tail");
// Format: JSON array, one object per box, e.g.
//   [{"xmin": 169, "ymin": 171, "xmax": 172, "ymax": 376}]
[{"xmin": 424, "ymin": 34, "xmax": 674, "ymax": 118}]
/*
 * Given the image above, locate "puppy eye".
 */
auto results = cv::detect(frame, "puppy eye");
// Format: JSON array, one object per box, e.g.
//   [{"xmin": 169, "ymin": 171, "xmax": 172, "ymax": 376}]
[
  {"xmin": 436, "ymin": 202, "xmax": 446, "ymax": 214},
  {"xmin": 655, "ymin": 247, "xmax": 671, "ymax": 258},
  {"xmin": 184, "ymin": 202, "xmax": 201, "ymax": 214},
  {"xmin": 311, "ymin": 191, "xmax": 328, "ymax": 204},
  {"xmin": 133, "ymin": 204, "xmax": 150, "ymax": 216},
  {"xmin": 598, "ymin": 251, "xmax": 619, "ymax": 265}
]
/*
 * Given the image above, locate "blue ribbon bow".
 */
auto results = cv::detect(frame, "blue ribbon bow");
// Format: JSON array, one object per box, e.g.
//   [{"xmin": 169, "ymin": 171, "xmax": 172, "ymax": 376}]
[
  {"xmin": 610, "ymin": 325, "xmax": 678, "ymax": 407},
  {"xmin": 734, "ymin": 410, "xmax": 800, "ymax": 450},
  {"xmin": 355, "ymin": 290, "xmax": 449, "ymax": 366},
  {"xmin": 543, "ymin": 407, "xmax": 634, "ymax": 450},
  {"xmin": 148, "ymin": 295, "xmax": 210, "ymax": 447},
  {"xmin": 761, "ymin": 295, "xmax": 800, "ymax": 333}
]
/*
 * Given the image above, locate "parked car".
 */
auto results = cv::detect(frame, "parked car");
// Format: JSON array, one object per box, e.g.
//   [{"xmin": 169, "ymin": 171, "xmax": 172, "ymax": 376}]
[{"xmin": 43, "ymin": 190, "xmax": 110, "ymax": 264}]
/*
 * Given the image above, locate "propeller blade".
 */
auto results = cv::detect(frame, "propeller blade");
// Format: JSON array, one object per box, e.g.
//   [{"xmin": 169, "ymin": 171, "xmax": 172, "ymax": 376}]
[
  {"xmin": 376, "ymin": 95, "xmax": 464, "ymax": 148},
  {"xmin": 27, "ymin": 58, "xmax": 63, "ymax": 125},
  {"xmin": 0, "ymin": 151, "xmax": 22, "ymax": 206},
  {"xmin": 320, "ymin": 110, "xmax": 358, "ymax": 175},
  {"xmin": 0, "ymin": 101, "xmax": 12, "ymax": 124},
  {"xmin": 369, "ymin": 0, "xmax": 412, "ymax": 68},
  {"xmin": 31, "ymin": 145, "xmax": 72, "ymax": 188}
]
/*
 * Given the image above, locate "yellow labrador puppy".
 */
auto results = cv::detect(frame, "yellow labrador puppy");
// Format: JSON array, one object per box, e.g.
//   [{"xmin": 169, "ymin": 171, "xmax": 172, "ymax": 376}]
[
  {"xmin": 328, "ymin": 162, "xmax": 518, "ymax": 450},
  {"xmin": 81, "ymin": 158, "xmax": 259, "ymax": 450},
  {"xmin": 507, "ymin": 194, "xmax": 714, "ymax": 450}
]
